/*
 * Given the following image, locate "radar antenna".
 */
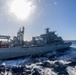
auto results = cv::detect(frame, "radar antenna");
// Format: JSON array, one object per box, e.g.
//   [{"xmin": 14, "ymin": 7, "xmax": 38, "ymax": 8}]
[{"xmin": 45, "ymin": 28, "xmax": 50, "ymax": 33}]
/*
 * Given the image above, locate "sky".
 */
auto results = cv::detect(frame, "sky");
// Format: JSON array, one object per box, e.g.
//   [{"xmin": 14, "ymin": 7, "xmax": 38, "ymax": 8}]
[{"xmin": 0, "ymin": 0, "xmax": 76, "ymax": 40}]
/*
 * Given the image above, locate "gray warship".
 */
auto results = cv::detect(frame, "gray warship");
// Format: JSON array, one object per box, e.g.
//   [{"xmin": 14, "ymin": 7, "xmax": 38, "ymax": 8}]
[{"xmin": 0, "ymin": 27, "xmax": 71, "ymax": 59}]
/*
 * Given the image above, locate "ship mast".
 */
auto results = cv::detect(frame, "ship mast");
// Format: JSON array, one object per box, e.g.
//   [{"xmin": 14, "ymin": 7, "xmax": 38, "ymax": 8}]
[{"xmin": 45, "ymin": 28, "xmax": 50, "ymax": 33}]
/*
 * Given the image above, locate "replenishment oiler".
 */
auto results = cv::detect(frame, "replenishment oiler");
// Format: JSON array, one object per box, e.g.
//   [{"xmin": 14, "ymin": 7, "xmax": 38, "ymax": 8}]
[{"xmin": 0, "ymin": 26, "xmax": 71, "ymax": 59}]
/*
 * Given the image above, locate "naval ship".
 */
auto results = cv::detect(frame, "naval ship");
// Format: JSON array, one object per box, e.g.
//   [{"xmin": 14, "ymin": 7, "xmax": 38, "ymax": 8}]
[{"xmin": 0, "ymin": 27, "xmax": 71, "ymax": 59}]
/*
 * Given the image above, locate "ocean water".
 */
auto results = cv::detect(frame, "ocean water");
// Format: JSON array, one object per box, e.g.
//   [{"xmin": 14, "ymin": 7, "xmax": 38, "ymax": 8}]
[{"xmin": 0, "ymin": 43, "xmax": 76, "ymax": 75}]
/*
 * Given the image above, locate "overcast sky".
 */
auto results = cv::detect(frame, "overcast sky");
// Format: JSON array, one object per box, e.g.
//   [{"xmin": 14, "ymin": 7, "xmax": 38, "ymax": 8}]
[{"xmin": 0, "ymin": 0, "xmax": 76, "ymax": 40}]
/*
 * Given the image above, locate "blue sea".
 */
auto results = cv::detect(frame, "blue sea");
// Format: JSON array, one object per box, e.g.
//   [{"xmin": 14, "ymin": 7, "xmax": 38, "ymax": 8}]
[{"xmin": 0, "ymin": 42, "xmax": 76, "ymax": 75}]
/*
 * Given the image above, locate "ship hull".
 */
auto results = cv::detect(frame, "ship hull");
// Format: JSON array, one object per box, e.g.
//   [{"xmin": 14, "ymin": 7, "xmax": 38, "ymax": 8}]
[{"xmin": 0, "ymin": 43, "xmax": 71, "ymax": 59}]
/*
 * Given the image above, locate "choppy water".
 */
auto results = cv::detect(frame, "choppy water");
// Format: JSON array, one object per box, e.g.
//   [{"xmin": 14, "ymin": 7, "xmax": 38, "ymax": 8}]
[{"xmin": 0, "ymin": 43, "xmax": 76, "ymax": 75}]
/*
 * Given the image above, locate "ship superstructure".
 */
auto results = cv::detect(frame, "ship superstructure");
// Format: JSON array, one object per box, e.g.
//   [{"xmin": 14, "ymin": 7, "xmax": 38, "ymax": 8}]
[
  {"xmin": 12, "ymin": 26, "xmax": 25, "ymax": 46},
  {"xmin": 24, "ymin": 28, "xmax": 71, "ymax": 48}
]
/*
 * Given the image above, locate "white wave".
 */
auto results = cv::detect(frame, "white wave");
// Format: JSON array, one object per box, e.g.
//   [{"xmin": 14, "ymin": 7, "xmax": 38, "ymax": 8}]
[
  {"xmin": 26, "ymin": 63, "xmax": 57, "ymax": 75},
  {"xmin": 58, "ymin": 60, "xmax": 71, "ymax": 65},
  {"xmin": 71, "ymin": 44, "xmax": 76, "ymax": 48},
  {"xmin": 67, "ymin": 66, "xmax": 76, "ymax": 75},
  {"xmin": 43, "ymin": 68, "xmax": 57, "ymax": 75},
  {"xmin": 1, "ymin": 57, "xmax": 31, "ymax": 67}
]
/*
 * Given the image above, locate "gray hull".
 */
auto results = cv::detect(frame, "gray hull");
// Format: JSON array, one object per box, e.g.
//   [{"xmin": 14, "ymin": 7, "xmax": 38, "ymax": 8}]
[{"xmin": 0, "ymin": 43, "xmax": 71, "ymax": 59}]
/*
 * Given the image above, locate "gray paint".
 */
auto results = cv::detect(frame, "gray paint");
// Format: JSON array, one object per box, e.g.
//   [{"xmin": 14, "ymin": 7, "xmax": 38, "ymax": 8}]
[{"xmin": 0, "ymin": 43, "xmax": 71, "ymax": 59}]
